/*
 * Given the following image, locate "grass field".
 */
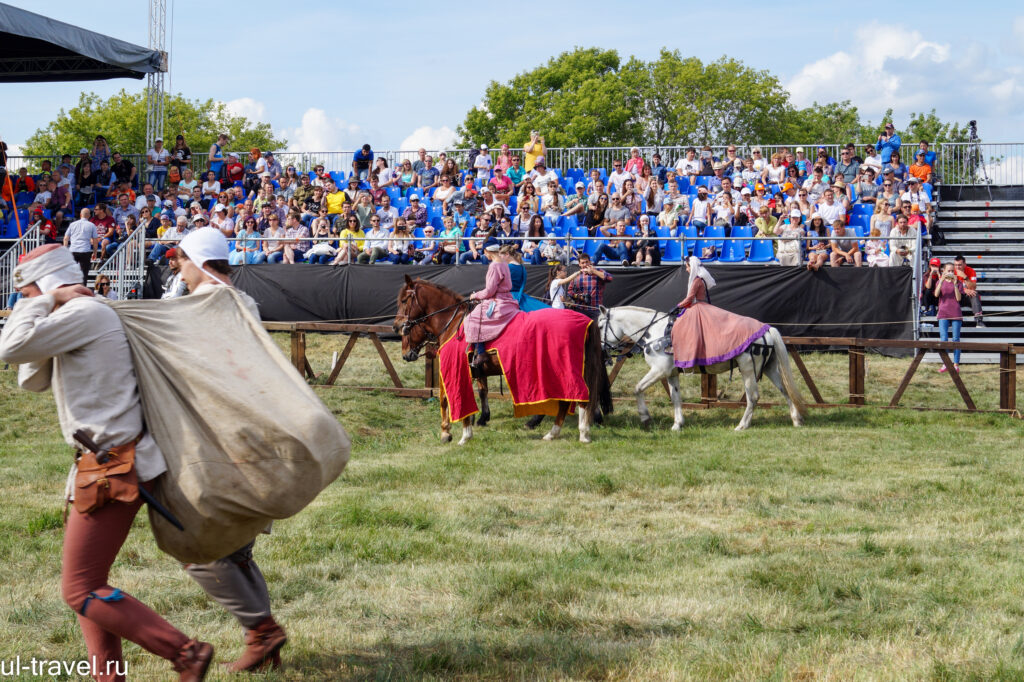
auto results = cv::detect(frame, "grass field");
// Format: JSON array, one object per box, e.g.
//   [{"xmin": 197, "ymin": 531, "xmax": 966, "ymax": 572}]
[{"xmin": 1, "ymin": 334, "xmax": 1023, "ymax": 681}]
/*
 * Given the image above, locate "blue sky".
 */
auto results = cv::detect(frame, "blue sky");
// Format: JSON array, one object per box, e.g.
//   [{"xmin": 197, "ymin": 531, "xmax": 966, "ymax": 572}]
[{"xmin": 4, "ymin": 1, "xmax": 1024, "ymax": 155}]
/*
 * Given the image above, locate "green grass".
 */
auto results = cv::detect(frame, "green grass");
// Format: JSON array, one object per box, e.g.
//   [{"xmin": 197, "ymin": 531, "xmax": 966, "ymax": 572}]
[{"xmin": 0, "ymin": 335, "xmax": 1022, "ymax": 681}]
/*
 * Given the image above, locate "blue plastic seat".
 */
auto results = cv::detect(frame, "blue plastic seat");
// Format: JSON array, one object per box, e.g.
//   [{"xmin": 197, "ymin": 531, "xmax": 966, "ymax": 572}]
[
  {"xmin": 731, "ymin": 224, "xmax": 753, "ymax": 251},
  {"xmin": 655, "ymin": 226, "xmax": 682, "ymax": 262},
  {"xmin": 695, "ymin": 237, "xmax": 718, "ymax": 261},
  {"xmin": 680, "ymin": 223, "xmax": 698, "ymax": 255},
  {"xmin": 704, "ymin": 224, "xmax": 726, "ymax": 250},
  {"xmin": 719, "ymin": 238, "xmax": 746, "ymax": 262},
  {"xmin": 747, "ymin": 238, "xmax": 776, "ymax": 262}
]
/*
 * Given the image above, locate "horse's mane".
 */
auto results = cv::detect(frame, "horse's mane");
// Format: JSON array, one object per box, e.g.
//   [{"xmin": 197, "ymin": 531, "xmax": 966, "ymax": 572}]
[
  {"xmin": 412, "ymin": 278, "xmax": 465, "ymax": 302},
  {"xmin": 611, "ymin": 305, "xmax": 658, "ymax": 315}
]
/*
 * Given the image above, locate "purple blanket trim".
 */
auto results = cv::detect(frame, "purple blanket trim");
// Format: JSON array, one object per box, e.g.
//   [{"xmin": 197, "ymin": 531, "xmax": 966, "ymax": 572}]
[{"xmin": 674, "ymin": 324, "xmax": 772, "ymax": 370}]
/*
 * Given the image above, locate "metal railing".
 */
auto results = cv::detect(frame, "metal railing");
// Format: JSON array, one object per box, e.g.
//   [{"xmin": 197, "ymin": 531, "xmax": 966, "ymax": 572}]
[
  {"xmin": 0, "ymin": 142, "xmax": 939, "ymax": 184},
  {"xmin": 5, "ymin": 142, "xmax": 1016, "ymax": 187},
  {"xmin": 95, "ymin": 225, "xmax": 146, "ymax": 301},
  {"xmin": 938, "ymin": 142, "xmax": 1022, "ymax": 185},
  {"xmin": 0, "ymin": 225, "xmax": 43, "ymax": 309}
]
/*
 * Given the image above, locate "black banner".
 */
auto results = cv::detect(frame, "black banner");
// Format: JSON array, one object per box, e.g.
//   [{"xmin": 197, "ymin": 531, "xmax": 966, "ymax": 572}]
[{"xmin": 147, "ymin": 264, "xmax": 913, "ymax": 340}]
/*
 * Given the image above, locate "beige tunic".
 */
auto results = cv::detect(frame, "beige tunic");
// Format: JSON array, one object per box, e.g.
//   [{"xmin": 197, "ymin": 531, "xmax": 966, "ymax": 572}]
[{"xmin": 0, "ymin": 294, "xmax": 167, "ymax": 481}]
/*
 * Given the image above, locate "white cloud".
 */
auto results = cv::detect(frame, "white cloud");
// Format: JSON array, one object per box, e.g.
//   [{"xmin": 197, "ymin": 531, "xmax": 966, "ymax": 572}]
[
  {"xmin": 279, "ymin": 108, "xmax": 369, "ymax": 152},
  {"xmin": 785, "ymin": 22, "xmax": 1024, "ymax": 136},
  {"xmin": 985, "ymin": 155, "xmax": 1024, "ymax": 184},
  {"xmin": 399, "ymin": 126, "xmax": 458, "ymax": 153},
  {"xmin": 5, "ymin": 142, "xmax": 23, "ymax": 160},
  {"xmin": 223, "ymin": 97, "xmax": 267, "ymax": 122},
  {"xmin": 1014, "ymin": 16, "xmax": 1024, "ymax": 41}
]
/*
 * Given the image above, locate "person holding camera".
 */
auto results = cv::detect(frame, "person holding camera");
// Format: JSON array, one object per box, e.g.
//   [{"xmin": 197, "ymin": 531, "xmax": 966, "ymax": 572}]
[
  {"xmin": 566, "ymin": 252, "xmax": 612, "ymax": 321},
  {"xmin": 953, "ymin": 254, "xmax": 985, "ymax": 327},
  {"xmin": 934, "ymin": 261, "xmax": 964, "ymax": 372},
  {"xmin": 921, "ymin": 257, "xmax": 942, "ymax": 316},
  {"xmin": 877, "ymin": 122, "xmax": 901, "ymax": 166},
  {"xmin": 523, "ymin": 131, "xmax": 546, "ymax": 172}
]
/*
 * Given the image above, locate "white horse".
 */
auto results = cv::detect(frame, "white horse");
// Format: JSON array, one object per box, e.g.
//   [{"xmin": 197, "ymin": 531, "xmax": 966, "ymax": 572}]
[{"xmin": 597, "ymin": 305, "xmax": 807, "ymax": 431}]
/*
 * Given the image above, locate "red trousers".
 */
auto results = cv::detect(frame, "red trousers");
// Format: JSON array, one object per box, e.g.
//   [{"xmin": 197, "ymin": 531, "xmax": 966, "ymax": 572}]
[{"xmin": 61, "ymin": 488, "xmax": 190, "ymax": 682}]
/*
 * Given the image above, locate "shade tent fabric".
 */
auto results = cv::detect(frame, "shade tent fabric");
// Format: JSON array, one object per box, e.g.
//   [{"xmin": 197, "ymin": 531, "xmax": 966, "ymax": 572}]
[{"xmin": 0, "ymin": 2, "xmax": 164, "ymax": 82}]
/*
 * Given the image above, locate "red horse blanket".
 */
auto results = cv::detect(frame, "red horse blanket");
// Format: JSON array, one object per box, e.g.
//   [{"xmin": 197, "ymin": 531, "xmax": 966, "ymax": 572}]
[
  {"xmin": 672, "ymin": 302, "xmax": 770, "ymax": 370},
  {"xmin": 439, "ymin": 309, "xmax": 592, "ymax": 422}
]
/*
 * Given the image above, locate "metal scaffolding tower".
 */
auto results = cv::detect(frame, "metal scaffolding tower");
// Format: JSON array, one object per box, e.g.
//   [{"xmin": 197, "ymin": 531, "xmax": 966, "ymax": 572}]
[{"xmin": 145, "ymin": 0, "xmax": 168, "ymax": 153}]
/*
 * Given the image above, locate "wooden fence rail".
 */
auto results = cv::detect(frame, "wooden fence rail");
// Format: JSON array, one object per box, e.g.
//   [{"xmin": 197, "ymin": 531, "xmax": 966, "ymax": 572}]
[{"xmin": 266, "ymin": 323, "xmax": 1021, "ymax": 416}]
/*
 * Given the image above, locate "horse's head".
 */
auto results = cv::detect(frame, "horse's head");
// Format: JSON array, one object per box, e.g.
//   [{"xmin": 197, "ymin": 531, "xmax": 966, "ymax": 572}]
[
  {"xmin": 395, "ymin": 275, "xmax": 428, "ymax": 361},
  {"xmin": 394, "ymin": 274, "xmax": 465, "ymax": 362}
]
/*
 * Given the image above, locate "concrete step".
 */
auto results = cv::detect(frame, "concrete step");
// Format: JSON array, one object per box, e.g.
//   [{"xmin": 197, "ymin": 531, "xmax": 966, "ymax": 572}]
[
  {"xmin": 941, "ymin": 232, "xmax": 1024, "ymax": 240},
  {"xmin": 939, "ymin": 200, "xmax": 1024, "ymax": 209},
  {"xmin": 937, "ymin": 219, "xmax": 1024, "ymax": 227},
  {"xmin": 937, "ymin": 210, "xmax": 1024, "ymax": 219},
  {"xmin": 930, "ymin": 245, "xmax": 1024, "ymax": 255}
]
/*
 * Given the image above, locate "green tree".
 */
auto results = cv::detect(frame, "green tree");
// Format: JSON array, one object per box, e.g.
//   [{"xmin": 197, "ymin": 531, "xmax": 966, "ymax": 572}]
[
  {"xmin": 21, "ymin": 89, "xmax": 285, "ymax": 159},
  {"xmin": 904, "ymin": 109, "xmax": 970, "ymax": 145},
  {"xmin": 783, "ymin": 101, "xmax": 873, "ymax": 144},
  {"xmin": 459, "ymin": 47, "xmax": 642, "ymax": 148}
]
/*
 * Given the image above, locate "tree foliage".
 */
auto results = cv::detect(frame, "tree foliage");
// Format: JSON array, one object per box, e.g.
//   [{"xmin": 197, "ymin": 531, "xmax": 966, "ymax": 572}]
[
  {"xmin": 458, "ymin": 48, "xmax": 968, "ymax": 149},
  {"xmin": 21, "ymin": 89, "xmax": 285, "ymax": 158}
]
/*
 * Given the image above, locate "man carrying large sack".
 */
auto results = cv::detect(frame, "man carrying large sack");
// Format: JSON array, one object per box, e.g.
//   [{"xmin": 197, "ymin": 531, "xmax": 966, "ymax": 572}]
[
  {"xmin": 0, "ymin": 244, "xmax": 213, "ymax": 682},
  {"xmin": 170, "ymin": 228, "xmax": 286, "ymax": 672}
]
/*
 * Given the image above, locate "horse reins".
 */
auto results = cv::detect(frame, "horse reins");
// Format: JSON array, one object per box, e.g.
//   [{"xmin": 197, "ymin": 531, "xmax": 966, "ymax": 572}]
[
  {"xmin": 601, "ymin": 310, "xmax": 671, "ymax": 359},
  {"xmin": 400, "ymin": 285, "xmax": 472, "ymax": 356}
]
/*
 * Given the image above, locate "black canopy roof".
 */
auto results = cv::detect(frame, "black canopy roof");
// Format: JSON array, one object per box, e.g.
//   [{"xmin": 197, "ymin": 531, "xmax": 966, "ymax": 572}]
[{"xmin": 0, "ymin": 2, "xmax": 164, "ymax": 83}]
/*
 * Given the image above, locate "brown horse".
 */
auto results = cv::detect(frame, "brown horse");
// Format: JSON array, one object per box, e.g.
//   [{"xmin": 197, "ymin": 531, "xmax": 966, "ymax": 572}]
[{"xmin": 393, "ymin": 275, "xmax": 611, "ymax": 444}]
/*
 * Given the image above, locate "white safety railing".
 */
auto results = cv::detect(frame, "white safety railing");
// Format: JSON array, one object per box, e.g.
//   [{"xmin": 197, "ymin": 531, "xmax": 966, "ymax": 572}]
[
  {"xmin": 0, "ymin": 225, "xmax": 43, "ymax": 311},
  {"xmin": 95, "ymin": 226, "xmax": 146, "ymax": 301}
]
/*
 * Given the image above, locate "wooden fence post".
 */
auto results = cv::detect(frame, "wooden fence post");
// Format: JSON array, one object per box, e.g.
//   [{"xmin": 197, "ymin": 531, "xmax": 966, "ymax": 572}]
[
  {"xmin": 291, "ymin": 330, "xmax": 306, "ymax": 376},
  {"xmin": 701, "ymin": 374, "xmax": 717, "ymax": 404},
  {"xmin": 1000, "ymin": 347, "xmax": 1017, "ymax": 413},
  {"xmin": 849, "ymin": 344, "xmax": 865, "ymax": 405}
]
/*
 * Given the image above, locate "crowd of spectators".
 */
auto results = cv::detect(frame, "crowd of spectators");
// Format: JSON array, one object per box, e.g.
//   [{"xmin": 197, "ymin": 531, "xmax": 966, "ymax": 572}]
[{"xmin": 4, "ymin": 125, "xmax": 936, "ymax": 271}]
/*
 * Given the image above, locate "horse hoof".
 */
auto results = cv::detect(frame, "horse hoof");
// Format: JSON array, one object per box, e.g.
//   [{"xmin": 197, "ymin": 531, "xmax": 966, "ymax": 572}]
[
  {"xmin": 671, "ymin": 423, "xmax": 682, "ymax": 432},
  {"xmin": 734, "ymin": 424, "xmax": 749, "ymax": 432},
  {"xmin": 640, "ymin": 418, "xmax": 651, "ymax": 431},
  {"xmin": 458, "ymin": 437, "xmax": 471, "ymax": 446},
  {"xmin": 440, "ymin": 433, "xmax": 452, "ymax": 444},
  {"xmin": 542, "ymin": 433, "xmax": 554, "ymax": 441},
  {"xmin": 579, "ymin": 435, "xmax": 592, "ymax": 444}
]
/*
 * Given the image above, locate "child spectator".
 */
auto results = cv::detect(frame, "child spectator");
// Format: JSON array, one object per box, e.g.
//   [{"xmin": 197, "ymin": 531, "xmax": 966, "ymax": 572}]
[
  {"xmin": 934, "ymin": 262, "xmax": 964, "ymax": 372},
  {"xmin": 829, "ymin": 219, "xmax": 861, "ymax": 267}
]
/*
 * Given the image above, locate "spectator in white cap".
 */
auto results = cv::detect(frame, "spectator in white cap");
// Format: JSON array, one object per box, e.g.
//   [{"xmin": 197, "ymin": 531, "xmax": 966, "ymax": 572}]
[
  {"xmin": 147, "ymin": 137, "xmax": 171, "ymax": 191},
  {"xmin": 474, "ymin": 143, "xmax": 493, "ymax": 181},
  {"xmin": 562, "ymin": 181, "xmax": 589, "ymax": 218},
  {"xmin": 402, "ymin": 194, "xmax": 427, "ymax": 227},
  {"xmin": 775, "ymin": 209, "xmax": 805, "ymax": 267},
  {"xmin": 624, "ymin": 146, "xmax": 644, "ymax": 175}
]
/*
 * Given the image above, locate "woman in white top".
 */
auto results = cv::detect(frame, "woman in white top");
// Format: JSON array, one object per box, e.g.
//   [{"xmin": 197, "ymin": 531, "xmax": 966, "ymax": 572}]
[
  {"xmin": 761, "ymin": 154, "xmax": 786, "ymax": 184},
  {"xmin": 177, "ymin": 168, "xmax": 198, "ymax": 200},
  {"xmin": 202, "ymin": 171, "xmax": 221, "ymax": 200},
  {"xmin": 546, "ymin": 263, "xmax": 581, "ymax": 309},
  {"xmin": 541, "ymin": 183, "xmax": 564, "ymax": 220}
]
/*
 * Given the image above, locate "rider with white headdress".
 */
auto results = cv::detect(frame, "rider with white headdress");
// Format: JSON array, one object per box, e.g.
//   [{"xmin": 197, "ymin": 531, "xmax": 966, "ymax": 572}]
[{"xmin": 677, "ymin": 255, "xmax": 716, "ymax": 310}]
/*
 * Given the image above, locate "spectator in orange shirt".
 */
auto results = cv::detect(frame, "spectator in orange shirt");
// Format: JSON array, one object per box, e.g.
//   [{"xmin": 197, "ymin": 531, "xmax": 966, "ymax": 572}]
[{"xmin": 908, "ymin": 150, "xmax": 932, "ymax": 185}]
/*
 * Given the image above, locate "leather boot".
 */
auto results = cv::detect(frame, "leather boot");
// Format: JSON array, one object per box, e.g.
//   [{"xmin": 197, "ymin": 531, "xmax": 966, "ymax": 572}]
[
  {"xmin": 224, "ymin": 616, "xmax": 287, "ymax": 672},
  {"xmin": 174, "ymin": 639, "xmax": 213, "ymax": 682}
]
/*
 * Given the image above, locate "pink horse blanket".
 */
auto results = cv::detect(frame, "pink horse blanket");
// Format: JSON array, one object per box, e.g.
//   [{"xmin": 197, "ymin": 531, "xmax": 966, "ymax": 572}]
[
  {"xmin": 672, "ymin": 302, "xmax": 770, "ymax": 370},
  {"xmin": 439, "ymin": 309, "xmax": 592, "ymax": 422}
]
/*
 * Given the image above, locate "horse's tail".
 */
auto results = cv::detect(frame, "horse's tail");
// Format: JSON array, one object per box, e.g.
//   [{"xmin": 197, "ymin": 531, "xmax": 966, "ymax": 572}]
[
  {"xmin": 768, "ymin": 326, "xmax": 807, "ymax": 418},
  {"xmin": 584, "ymin": 321, "xmax": 613, "ymax": 418}
]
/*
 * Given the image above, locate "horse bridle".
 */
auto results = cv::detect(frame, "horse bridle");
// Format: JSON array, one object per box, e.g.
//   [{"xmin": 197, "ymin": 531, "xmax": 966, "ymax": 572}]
[
  {"xmin": 399, "ymin": 284, "xmax": 471, "ymax": 356},
  {"xmin": 600, "ymin": 310, "xmax": 671, "ymax": 359}
]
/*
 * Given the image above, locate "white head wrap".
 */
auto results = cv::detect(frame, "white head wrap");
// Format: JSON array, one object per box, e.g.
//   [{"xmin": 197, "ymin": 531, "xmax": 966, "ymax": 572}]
[
  {"xmin": 686, "ymin": 255, "xmax": 716, "ymax": 292},
  {"xmin": 11, "ymin": 244, "xmax": 82, "ymax": 291},
  {"xmin": 179, "ymin": 228, "xmax": 229, "ymax": 271}
]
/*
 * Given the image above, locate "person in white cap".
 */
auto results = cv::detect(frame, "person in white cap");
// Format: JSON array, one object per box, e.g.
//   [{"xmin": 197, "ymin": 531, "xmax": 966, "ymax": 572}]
[
  {"xmin": 147, "ymin": 137, "xmax": 171, "ymax": 192},
  {"xmin": 775, "ymin": 209, "xmax": 805, "ymax": 267},
  {"xmin": 473, "ymin": 143, "xmax": 492, "ymax": 181},
  {"xmin": 0, "ymin": 244, "xmax": 214, "ymax": 681},
  {"xmin": 173, "ymin": 229, "xmax": 286, "ymax": 672}
]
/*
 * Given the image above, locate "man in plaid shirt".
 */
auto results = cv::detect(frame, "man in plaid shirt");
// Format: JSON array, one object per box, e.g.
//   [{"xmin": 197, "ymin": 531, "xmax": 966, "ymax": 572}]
[{"xmin": 567, "ymin": 252, "xmax": 612, "ymax": 320}]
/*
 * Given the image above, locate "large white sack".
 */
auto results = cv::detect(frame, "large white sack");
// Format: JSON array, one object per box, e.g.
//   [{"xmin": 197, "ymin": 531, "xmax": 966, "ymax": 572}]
[{"xmin": 110, "ymin": 286, "xmax": 349, "ymax": 563}]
